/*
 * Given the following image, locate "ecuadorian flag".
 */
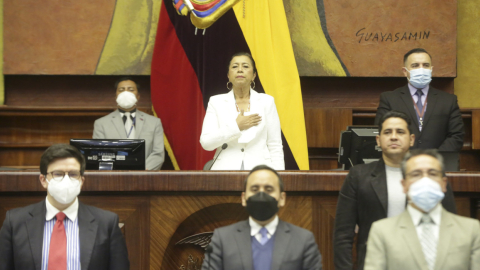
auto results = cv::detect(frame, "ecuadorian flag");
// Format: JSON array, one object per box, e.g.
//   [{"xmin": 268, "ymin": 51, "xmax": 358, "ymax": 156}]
[{"xmin": 151, "ymin": 0, "xmax": 309, "ymax": 170}]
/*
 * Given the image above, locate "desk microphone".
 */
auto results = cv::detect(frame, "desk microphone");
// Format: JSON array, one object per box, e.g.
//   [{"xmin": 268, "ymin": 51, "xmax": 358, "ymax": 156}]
[
  {"xmin": 209, "ymin": 143, "xmax": 228, "ymax": 170},
  {"xmin": 205, "ymin": 245, "xmax": 213, "ymax": 270}
]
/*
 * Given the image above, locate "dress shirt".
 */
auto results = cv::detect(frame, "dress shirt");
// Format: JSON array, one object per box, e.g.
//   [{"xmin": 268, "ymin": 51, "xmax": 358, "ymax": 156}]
[
  {"xmin": 42, "ymin": 197, "xmax": 81, "ymax": 270},
  {"xmin": 385, "ymin": 165, "xmax": 406, "ymax": 217},
  {"xmin": 408, "ymin": 84, "xmax": 429, "ymax": 106},
  {"xmin": 407, "ymin": 203, "xmax": 441, "ymax": 243},
  {"xmin": 249, "ymin": 215, "xmax": 279, "ymax": 242},
  {"xmin": 119, "ymin": 110, "xmax": 136, "ymax": 124}
]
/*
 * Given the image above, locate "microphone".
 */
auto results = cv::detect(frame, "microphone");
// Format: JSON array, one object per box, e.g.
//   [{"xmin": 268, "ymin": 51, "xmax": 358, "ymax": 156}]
[
  {"xmin": 209, "ymin": 143, "xmax": 228, "ymax": 170},
  {"xmin": 205, "ymin": 245, "xmax": 213, "ymax": 270}
]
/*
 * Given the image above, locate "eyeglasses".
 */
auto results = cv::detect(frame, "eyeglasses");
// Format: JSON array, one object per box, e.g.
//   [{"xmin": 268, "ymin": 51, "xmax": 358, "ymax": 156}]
[
  {"xmin": 406, "ymin": 169, "xmax": 442, "ymax": 181},
  {"xmin": 46, "ymin": 171, "xmax": 82, "ymax": 182}
]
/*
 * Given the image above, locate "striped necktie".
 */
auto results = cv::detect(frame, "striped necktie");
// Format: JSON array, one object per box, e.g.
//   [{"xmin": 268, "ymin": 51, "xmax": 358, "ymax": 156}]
[{"xmin": 420, "ymin": 214, "xmax": 436, "ymax": 270}]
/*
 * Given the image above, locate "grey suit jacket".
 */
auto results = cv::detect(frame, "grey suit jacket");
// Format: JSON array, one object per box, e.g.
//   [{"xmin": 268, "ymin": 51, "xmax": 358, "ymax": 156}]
[
  {"xmin": 0, "ymin": 200, "xmax": 130, "ymax": 270},
  {"xmin": 93, "ymin": 109, "xmax": 165, "ymax": 170},
  {"xmin": 375, "ymin": 85, "xmax": 464, "ymax": 151},
  {"xmin": 364, "ymin": 207, "xmax": 480, "ymax": 270},
  {"xmin": 202, "ymin": 219, "xmax": 322, "ymax": 270},
  {"xmin": 333, "ymin": 158, "xmax": 457, "ymax": 270}
]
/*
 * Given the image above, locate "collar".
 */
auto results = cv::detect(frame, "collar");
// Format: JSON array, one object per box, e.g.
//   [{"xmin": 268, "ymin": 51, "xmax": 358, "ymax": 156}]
[
  {"xmin": 226, "ymin": 88, "xmax": 258, "ymax": 101},
  {"xmin": 249, "ymin": 215, "xmax": 279, "ymax": 237},
  {"xmin": 119, "ymin": 110, "xmax": 136, "ymax": 118},
  {"xmin": 118, "ymin": 108, "xmax": 136, "ymax": 114},
  {"xmin": 385, "ymin": 164, "xmax": 401, "ymax": 172},
  {"xmin": 407, "ymin": 203, "xmax": 442, "ymax": 226},
  {"xmin": 408, "ymin": 83, "xmax": 429, "ymax": 97},
  {"xmin": 45, "ymin": 196, "xmax": 79, "ymax": 222}
]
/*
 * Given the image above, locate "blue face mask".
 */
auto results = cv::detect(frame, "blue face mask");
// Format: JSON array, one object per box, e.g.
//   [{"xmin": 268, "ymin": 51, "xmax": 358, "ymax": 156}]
[
  {"xmin": 407, "ymin": 177, "xmax": 444, "ymax": 212},
  {"xmin": 406, "ymin": 68, "xmax": 432, "ymax": 89}
]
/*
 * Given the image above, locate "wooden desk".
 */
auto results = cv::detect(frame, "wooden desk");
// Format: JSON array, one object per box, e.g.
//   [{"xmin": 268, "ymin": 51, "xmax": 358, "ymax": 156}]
[{"xmin": 1, "ymin": 171, "xmax": 479, "ymax": 270}]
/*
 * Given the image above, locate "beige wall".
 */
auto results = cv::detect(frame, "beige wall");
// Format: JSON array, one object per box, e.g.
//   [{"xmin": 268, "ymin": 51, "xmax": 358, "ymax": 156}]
[{"xmin": 456, "ymin": 1, "xmax": 480, "ymax": 108}]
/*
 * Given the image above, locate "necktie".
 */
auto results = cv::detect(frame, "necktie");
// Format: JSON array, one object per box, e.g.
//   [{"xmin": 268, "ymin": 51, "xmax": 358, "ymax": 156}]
[
  {"xmin": 124, "ymin": 112, "xmax": 135, "ymax": 139},
  {"xmin": 420, "ymin": 214, "xmax": 436, "ymax": 270},
  {"xmin": 48, "ymin": 212, "xmax": 67, "ymax": 270},
  {"xmin": 259, "ymin": 227, "xmax": 269, "ymax": 245},
  {"xmin": 416, "ymin": 89, "xmax": 424, "ymax": 112}
]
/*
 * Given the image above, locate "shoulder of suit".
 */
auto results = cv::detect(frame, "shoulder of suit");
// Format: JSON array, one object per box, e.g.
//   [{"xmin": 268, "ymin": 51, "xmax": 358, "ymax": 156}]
[
  {"xmin": 215, "ymin": 219, "xmax": 248, "ymax": 233},
  {"xmin": 348, "ymin": 161, "xmax": 380, "ymax": 176},
  {"xmin": 136, "ymin": 110, "xmax": 160, "ymax": 121},
  {"xmin": 80, "ymin": 202, "xmax": 118, "ymax": 220},
  {"xmin": 95, "ymin": 109, "xmax": 119, "ymax": 122},
  {"xmin": 371, "ymin": 211, "xmax": 404, "ymax": 228},
  {"xmin": 5, "ymin": 200, "xmax": 44, "ymax": 222},
  {"xmin": 444, "ymin": 209, "xmax": 480, "ymax": 228},
  {"xmin": 428, "ymin": 87, "xmax": 457, "ymax": 98},
  {"xmin": 280, "ymin": 220, "xmax": 314, "ymax": 237}
]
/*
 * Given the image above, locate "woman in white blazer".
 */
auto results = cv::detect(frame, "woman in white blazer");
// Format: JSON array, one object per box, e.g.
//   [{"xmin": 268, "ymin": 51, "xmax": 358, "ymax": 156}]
[{"xmin": 200, "ymin": 52, "xmax": 284, "ymax": 170}]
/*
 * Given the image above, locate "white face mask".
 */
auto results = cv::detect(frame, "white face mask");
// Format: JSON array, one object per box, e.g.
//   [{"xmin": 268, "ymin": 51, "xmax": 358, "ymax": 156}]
[
  {"xmin": 405, "ymin": 68, "xmax": 432, "ymax": 89},
  {"xmin": 407, "ymin": 177, "xmax": 444, "ymax": 212},
  {"xmin": 47, "ymin": 175, "xmax": 81, "ymax": 205},
  {"xmin": 116, "ymin": 91, "xmax": 137, "ymax": 109}
]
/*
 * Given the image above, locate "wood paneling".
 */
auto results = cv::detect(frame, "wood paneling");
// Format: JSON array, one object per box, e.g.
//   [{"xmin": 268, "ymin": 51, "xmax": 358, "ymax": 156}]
[
  {"xmin": 472, "ymin": 110, "xmax": 480, "ymax": 149},
  {"xmin": 4, "ymin": 75, "xmax": 151, "ymax": 107},
  {"xmin": 305, "ymin": 108, "xmax": 352, "ymax": 148}
]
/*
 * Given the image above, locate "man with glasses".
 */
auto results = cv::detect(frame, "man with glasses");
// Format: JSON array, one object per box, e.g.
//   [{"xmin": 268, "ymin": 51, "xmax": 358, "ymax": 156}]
[
  {"xmin": 364, "ymin": 149, "xmax": 480, "ymax": 270},
  {"xmin": 0, "ymin": 144, "xmax": 130, "ymax": 270}
]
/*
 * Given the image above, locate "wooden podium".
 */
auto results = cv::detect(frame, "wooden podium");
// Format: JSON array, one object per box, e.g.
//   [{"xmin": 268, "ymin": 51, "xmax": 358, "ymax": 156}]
[{"xmin": 1, "ymin": 171, "xmax": 479, "ymax": 270}]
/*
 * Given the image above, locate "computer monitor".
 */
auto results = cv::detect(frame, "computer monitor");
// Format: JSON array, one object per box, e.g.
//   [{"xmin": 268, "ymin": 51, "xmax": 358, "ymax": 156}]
[
  {"xmin": 70, "ymin": 139, "xmax": 146, "ymax": 170},
  {"xmin": 338, "ymin": 126, "xmax": 382, "ymax": 170}
]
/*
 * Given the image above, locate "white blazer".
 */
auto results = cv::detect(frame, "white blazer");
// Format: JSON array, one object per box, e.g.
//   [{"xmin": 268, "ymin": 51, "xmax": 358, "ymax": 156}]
[{"xmin": 200, "ymin": 89, "xmax": 284, "ymax": 170}]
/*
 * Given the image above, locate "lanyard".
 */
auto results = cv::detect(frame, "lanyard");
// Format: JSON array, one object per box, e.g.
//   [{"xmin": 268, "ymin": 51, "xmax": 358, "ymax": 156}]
[
  {"xmin": 412, "ymin": 95, "xmax": 428, "ymax": 127},
  {"xmin": 126, "ymin": 116, "xmax": 136, "ymax": 138}
]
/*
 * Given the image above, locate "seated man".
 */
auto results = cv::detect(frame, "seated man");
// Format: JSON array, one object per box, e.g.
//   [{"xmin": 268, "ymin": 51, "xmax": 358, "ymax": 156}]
[
  {"xmin": 364, "ymin": 149, "xmax": 480, "ymax": 270},
  {"xmin": 202, "ymin": 165, "xmax": 322, "ymax": 270},
  {"xmin": 93, "ymin": 77, "xmax": 165, "ymax": 170},
  {"xmin": 0, "ymin": 144, "xmax": 130, "ymax": 270}
]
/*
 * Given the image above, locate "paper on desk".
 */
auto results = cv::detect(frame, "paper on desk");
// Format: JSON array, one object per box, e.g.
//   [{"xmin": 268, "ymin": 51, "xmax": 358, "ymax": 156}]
[{"xmin": 238, "ymin": 112, "xmax": 260, "ymax": 143}]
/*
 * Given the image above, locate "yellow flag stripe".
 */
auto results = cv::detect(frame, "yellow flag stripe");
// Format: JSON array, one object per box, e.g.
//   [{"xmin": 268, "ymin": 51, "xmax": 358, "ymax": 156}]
[
  {"xmin": 153, "ymin": 106, "xmax": 180, "ymax": 170},
  {"xmin": 232, "ymin": 0, "xmax": 309, "ymax": 170}
]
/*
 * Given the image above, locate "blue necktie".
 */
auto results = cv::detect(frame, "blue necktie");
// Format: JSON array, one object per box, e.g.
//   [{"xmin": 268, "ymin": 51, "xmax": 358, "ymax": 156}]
[{"xmin": 259, "ymin": 227, "xmax": 269, "ymax": 245}]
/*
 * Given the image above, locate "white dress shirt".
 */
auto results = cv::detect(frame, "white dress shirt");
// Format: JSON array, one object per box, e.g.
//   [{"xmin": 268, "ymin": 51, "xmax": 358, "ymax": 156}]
[
  {"xmin": 407, "ymin": 203, "xmax": 442, "ymax": 243},
  {"xmin": 249, "ymin": 215, "xmax": 279, "ymax": 242},
  {"xmin": 385, "ymin": 165, "xmax": 406, "ymax": 217},
  {"xmin": 42, "ymin": 197, "xmax": 81, "ymax": 270}
]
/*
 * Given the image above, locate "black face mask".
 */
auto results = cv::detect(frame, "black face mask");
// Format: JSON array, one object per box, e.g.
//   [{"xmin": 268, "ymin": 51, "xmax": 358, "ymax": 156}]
[{"xmin": 246, "ymin": 192, "xmax": 279, "ymax": 221}]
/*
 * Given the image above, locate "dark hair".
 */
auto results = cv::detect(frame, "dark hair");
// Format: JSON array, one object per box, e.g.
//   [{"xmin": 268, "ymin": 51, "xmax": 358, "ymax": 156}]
[
  {"xmin": 40, "ymin": 144, "xmax": 86, "ymax": 176},
  {"xmin": 401, "ymin": 149, "xmax": 445, "ymax": 179},
  {"xmin": 403, "ymin": 48, "xmax": 432, "ymax": 65},
  {"xmin": 378, "ymin": 111, "xmax": 413, "ymax": 134},
  {"xmin": 115, "ymin": 77, "xmax": 140, "ymax": 90},
  {"xmin": 244, "ymin": 165, "xmax": 284, "ymax": 192},
  {"xmin": 227, "ymin": 52, "xmax": 257, "ymax": 74}
]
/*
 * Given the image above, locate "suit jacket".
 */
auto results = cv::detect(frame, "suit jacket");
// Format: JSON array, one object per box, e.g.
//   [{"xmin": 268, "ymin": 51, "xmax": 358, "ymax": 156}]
[
  {"xmin": 333, "ymin": 158, "xmax": 457, "ymax": 270},
  {"xmin": 200, "ymin": 89, "xmax": 284, "ymax": 170},
  {"xmin": 202, "ymin": 219, "xmax": 322, "ymax": 270},
  {"xmin": 364, "ymin": 207, "xmax": 480, "ymax": 270},
  {"xmin": 93, "ymin": 109, "xmax": 165, "ymax": 170},
  {"xmin": 0, "ymin": 200, "xmax": 129, "ymax": 270},
  {"xmin": 374, "ymin": 85, "xmax": 464, "ymax": 151}
]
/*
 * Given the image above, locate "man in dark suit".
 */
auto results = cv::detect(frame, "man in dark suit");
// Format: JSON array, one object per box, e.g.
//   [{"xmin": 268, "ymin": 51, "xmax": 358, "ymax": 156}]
[
  {"xmin": 0, "ymin": 144, "xmax": 129, "ymax": 270},
  {"xmin": 374, "ymin": 48, "xmax": 464, "ymax": 151},
  {"xmin": 202, "ymin": 165, "xmax": 322, "ymax": 270},
  {"xmin": 334, "ymin": 111, "xmax": 456, "ymax": 270}
]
